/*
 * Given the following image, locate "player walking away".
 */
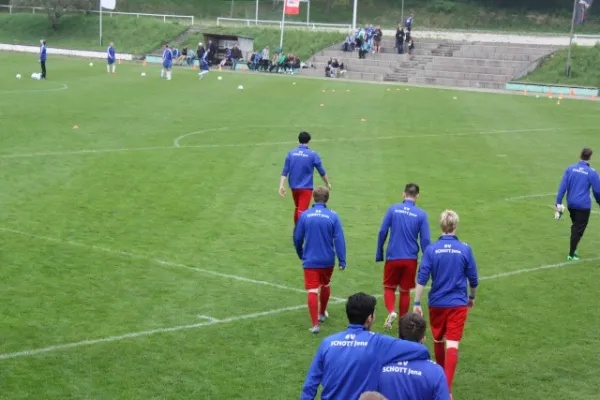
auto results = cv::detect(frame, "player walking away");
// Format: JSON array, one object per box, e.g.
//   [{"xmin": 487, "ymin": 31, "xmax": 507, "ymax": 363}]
[
  {"xmin": 280, "ymin": 131, "xmax": 331, "ymax": 225},
  {"xmin": 301, "ymin": 292, "xmax": 431, "ymax": 400},
  {"xmin": 39, "ymin": 40, "xmax": 47, "ymax": 80},
  {"xmin": 378, "ymin": 313, "xmax": 451, "ymax": 400},
  {"xmin": 413, "ymin": 210, "xmax": 478, "ymax": 398},
  {"xmin": 161, "ymin": 44, "xmax": 173, "ymax": 80},
  {"xmin": 555, "ymin": 148, "xmax": 600, "ymax": 260},
  {"xmin": 199, "ymin": 50, "xmax": 210, "ymax": 80},
  {"xmin": 376, "ymin": 183, "xmax": 430, "ymax": 332},
  {"xmin": 107, "ymin": 42, "xmax": 116, "ymax": 74},
  {"xmin": 294, "ymin": 186, "xmax": 345, "ymax": 333}
]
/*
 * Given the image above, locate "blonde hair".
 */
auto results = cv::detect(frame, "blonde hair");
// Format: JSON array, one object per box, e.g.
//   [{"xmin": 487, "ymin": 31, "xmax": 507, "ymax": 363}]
[
  {"xmin": 440, "ymin": 210, "xmax": 459, "ymax": 234},
  {"xmin": 359, "ymin": 392, "xmax": 388, "ymax": 400}
]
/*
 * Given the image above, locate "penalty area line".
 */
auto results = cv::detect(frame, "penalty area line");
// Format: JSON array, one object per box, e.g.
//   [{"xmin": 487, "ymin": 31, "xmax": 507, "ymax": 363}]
[{"xmin": 0, "ymin": 258, "xmax": 597, "ymax": 360}]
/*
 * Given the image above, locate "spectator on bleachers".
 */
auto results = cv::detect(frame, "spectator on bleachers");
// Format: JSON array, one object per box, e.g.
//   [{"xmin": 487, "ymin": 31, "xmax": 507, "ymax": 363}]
[
  {"xmin": 395, "ymin": 25, "xmax": 405, "ymax": 54},
  {"xmin": 373, "ymin": 26, "xmax": 383, "ymax": 53},
  {"xmin": 331, "ymin": 58, "xmax": 340, "ymax": 77},
  {"xmin": 271, "ymin": 52, "xmax": 286, "ymax": 73},
  {"xmin": 366, "ymin": 24, "xmax": 375, "ymax": 49},
  {"xmin": 252, "ymin": 51, "xmax": 263, "ymax": 71},
  {"xmin": 355, "ymin": 26, "xmax": 365, "ymax": 52},
  {"xmin": 405, "ymin": 13, "xmax": 414, "ymax": 32},
  {"xmin": 342, "ymin": 32, "xmax": 354, "ymax": 52},
  {"xmin": 177, "ymin": 47, "xmax": 188, "ymax": 65},
  {"xmin": 231, "ymin": 43, "xmax": 242, "ymax": 70},
  {"xmin": 325, "ymin": 58, "xmax": 332, "ymax": 77},
  {"xmin": 406, "ymin": 32, "xmax": 414, "ymax": 55},
  {"xmin": 247, "ymin": 51, "xmax": 256, "ymax": 71},
  {"xmin": 339, "ymin": 61, "xmax": 346, "ymax": 77},
  {"xmin": 359, "ymin": 39, "xmax": 370, "ymax": 59}
]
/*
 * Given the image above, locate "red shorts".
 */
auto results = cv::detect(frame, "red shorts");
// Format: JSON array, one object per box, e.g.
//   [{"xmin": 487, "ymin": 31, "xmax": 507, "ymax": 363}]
[
  {"xmin": 429, "ymin": 306, "xmax": 468, "ymax": 342},
  {"xmin": 292, "ymin": 189, "xmax": 312, "ymax": 211},
  {"xmin": 304, "ymin": 267, "xmax": 334, "ymax": 290},
  {"xmin": 383, "ymin": 259, "xmax": 417, "ymax": 290}
]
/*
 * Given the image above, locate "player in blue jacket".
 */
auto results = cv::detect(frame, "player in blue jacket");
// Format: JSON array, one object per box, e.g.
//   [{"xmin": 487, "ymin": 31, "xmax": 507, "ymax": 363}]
[
  {"xmin": 280, "ymin": 131, "xmax": 331, "ymax": 225},
  {"xmin": 199, "ymin": 50, "xmax": 210, "ymax": 81},
  {"xmin": 413, "ymin": 210, "xmax": 478, "ymax": 399},
  {"xmin": 107, "ymin": 42, "xmax": 116, "ymax": 74},
  {"xmin": 161, "ymin": 44, "xmax": 173, "ymax": 80},
  {"xmin": 555, "ymin": 148, "xmax": 600, "ymax": 260},
  {"xmin": 376, "ymin": 183, "xmax": 430, "ymax": 332},
  {"xmin": 301, "ymin": 292, "xmax": 431, "ymax": 400},
  {"xmin": 378, "ymin": 312, "xmax": 451, "ymax": 400},
  {"xmin": 294, "ymin": 186, "xmax": 345, "ymax": 333},
  {"xmin": 39, "ymin": 39, "xmax": 47, "ymax": 79}
]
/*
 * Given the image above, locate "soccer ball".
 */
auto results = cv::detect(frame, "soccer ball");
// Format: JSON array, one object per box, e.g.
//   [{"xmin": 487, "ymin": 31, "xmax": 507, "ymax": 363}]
[
  {"xmin": 237, "ymin": 85, "xmax": 244, "ymax": 90},
  {"xmin": 218, "ymin": 76, "xmax": 223, "ymax": 80},
  {"xmin": 16, "ymin": 74, "xmax": 21, "ymax": 79},
  {"xmin": 555, "ymin": 204, "xmax": 565, "ymax": 220},
  {"xmin": 89, "ymin": 62, "xmax": 94, "ymax": 67},
  {"xmin": 141, "ymin": 72, "xmax": 146, "ymax": 77}
]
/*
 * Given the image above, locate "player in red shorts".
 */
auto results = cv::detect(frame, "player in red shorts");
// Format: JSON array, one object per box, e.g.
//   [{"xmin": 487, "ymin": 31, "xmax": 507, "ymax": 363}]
[
  {"xmin": 294, "ymin": 186, "xmax": 346, "ymax": 334},
  {"xmin": 413, "ymin": 210, "xmax": 479, "ymax": 398},
  {"xmin": 376, "ymin": 183, "xmax": 430, "ymax": 332},
  {"xmin": 280, "ymin": 131, "xmax": 331, "ymax": 225}
]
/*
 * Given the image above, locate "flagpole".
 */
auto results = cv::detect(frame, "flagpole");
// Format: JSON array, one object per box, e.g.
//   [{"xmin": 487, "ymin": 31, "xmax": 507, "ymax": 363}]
[
  {"xmin": 352, "ymin": 0, "xmax": 357, "ymax": 29},
  {"xmin": 565, "ymin": 0, "xmax": 578, "ymax": 77},
  {"xmin": 99, "ymin": 0, "xmax": 103, "ymax": 46},
  {"xmin": 279, "ymin": 0, "xmax": 286, "ymax": 50}
]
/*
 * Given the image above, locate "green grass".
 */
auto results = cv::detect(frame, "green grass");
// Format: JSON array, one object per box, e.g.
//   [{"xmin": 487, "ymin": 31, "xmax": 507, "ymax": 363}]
[
  {"xmin": 523, "ymin": 44, "xmax": 600, "ymax": 88},
  {"xmin": 0, "ymin": 14, "xmax": 187, "ymax": 54},
  {"xmin": 1, "ymin": 52, "xmax": 600, "ymax": 399},
  {"xmin": 182, "ymin": 27, "xmax": 344, "ymax": 60}
]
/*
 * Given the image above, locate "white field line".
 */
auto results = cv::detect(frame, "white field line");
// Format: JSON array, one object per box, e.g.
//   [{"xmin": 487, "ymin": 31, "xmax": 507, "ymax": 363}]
[
  {"xmin": 0, "ymin": 127, "xmax": 556, "ymax": 159},
  {"xmin": 197, "ymin": 315, "xmax": 220, "ymax": 322},
  {"xmin": 0, "ymin": 83, "xmax": 69, "ymax": 95},
  {"xmin": 506, "ymin": 195, "xmax": 600, "ymax": 215},
  {"xmin": 505, "ymin": 193, "xmax": 555, "ymax": 201},
  {"xmin": 173, "ymin": 128, "xmax": 228, "ymax": 148},
  {"xmin": 0, "ymin": 256, "xmax": 597, "ymax": 361},
  {"xmin": 0, "ymin": 227, "xmax": 346, "ymax": 302}
]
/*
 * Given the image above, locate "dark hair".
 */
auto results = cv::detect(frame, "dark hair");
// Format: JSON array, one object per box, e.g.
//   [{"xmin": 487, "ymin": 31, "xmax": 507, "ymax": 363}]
[
  {"xmin": 346, "ymin": 292, "xmax": 377, "ymax": 325},
  {"xmin": 404, "ymin": 183, "xmax": 420, "ymax": 198},
  {"xmin": 298, "ymin": 131, "xmax": 311, "ymax": 144},
  {"xmin": 313, "ymin": 186, "xmax": 330, "ymax": 203},
  {"xmin": 581, "ymin": 148, "xmax": 593, "ymax": 161},
  {"xmin": 398, "ymin": 312, "xmax": 426, "ymax": 342}
]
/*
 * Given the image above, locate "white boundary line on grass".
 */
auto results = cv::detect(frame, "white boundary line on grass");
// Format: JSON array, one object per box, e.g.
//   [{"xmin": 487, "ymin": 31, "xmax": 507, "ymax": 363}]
[
  {"xmin": 0, "ymin": 83, "xmax": 69, "ymax": 95},
  {"xmin": 0, "ymin": 257, "xmax": 598, "ymax": 361},
  {"xmin": 0, "ymin": 127, "xmax": 556, "ymax": 159},
  {"xmin": 0, "ymin": 227, "xmax": 346, "ymax": 300},
  {"xmin": 506, "ymin": 193, "xmax": 600, "ymax": 214}
]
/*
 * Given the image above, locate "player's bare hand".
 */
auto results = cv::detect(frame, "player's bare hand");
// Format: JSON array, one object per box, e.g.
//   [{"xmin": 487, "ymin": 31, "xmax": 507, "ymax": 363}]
[
  {"xmin": 413, "ymin": 305, "xmax": 423, "ymax": 316},
  {"xmin": 279, "ymin": 186, "xmax": 286, "ymax": 197},
  {"xmin": 339, "ymin": 265, "xmax": 346, "ymax": 271},
  {"xmin": 467, "ymin": 299, "xmax": 475, "ymax": 310},
  {"xmin": 327, "ymin": 183, "xmax": 332, "ymax": 191}
]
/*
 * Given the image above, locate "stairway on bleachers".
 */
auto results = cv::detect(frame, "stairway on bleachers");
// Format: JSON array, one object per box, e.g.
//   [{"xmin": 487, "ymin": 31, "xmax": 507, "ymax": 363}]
[{"xmin": 309, "ymin": 37, "xmax": 558, "ymax": 89}]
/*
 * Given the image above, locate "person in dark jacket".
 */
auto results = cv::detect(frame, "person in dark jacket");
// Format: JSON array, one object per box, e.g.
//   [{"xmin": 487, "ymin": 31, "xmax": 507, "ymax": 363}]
[
  {"xmin": 196, "ymin": 42, "xmax": 205, "ymax": 64},
  {"xmin": 230, "ymin": 43, "xmax": 242, "ymax": 70},
  {"xmin": 395, "ymin": 25, "xmax": 405, "ymax": 54}
]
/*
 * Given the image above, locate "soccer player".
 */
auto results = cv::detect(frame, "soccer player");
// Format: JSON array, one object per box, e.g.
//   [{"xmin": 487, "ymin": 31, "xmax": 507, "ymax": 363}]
[
  {"xmin": 376, "ymin": 183, "xmax": 430, "ymax": 331},
  {"xmin": 294, "ymin": 186, "xmax": 345, "ymax": 333},
  {"xmin": 413, "ymin": 210, "xmax": 478, "ymax": 398},
  {"xmin": 39, "ymin": 39, "xmax": 47, "ymax": 80},
  {"xmin": 280, "ymin": 131, "xmax": 331, "ymax": 225},
  {"xmin": 161, "ymin": 44, "xmax": 173, "ymax": 80},
  {"xmin": 378, "ymin": 313, "xmax": 451, "ymax": 400},
  {"xmin": 199, "ymin": 50, "xmax": 210, "ymax": 80},
  {"xmin": 555, "ymin": 148, "xmax": 600, "ymax": 260},
  {"xmin": 107, "ymin": 42, "xmax": 116, "ymax": 74},
  {"xmin": 301, "ymin": 292, "xmax": 431, "ymax": 400}
]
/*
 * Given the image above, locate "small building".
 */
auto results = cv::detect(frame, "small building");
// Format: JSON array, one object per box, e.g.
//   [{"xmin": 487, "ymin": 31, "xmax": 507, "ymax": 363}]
[{"xmin": 202, "ymin": 33, "xmax": 254, "ymax": 63}]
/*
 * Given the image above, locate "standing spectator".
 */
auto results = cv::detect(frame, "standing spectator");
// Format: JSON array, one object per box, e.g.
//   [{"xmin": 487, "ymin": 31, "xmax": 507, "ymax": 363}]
[
  {"xmin": 405, "ymin": 13, "xmax": 414, "ymax": 32},
  {"xmin": 39, "ymin": 39, "xmax": 47, "ymax": 79},
  {"xmin": 395, "ymin": 25, "xmax": 405, "ymax": 54},
  {"xmin": 196, "ymin": 42, "xmax": 206, "ymax": 66},
  {"xmin": 366, "ymin": 24, "xmax": 375, "ymax": 49},
  {"xmin": 413, "ymin": 210, "xmax": 479, "ymax": 398},
  {"xmin": 376, "ymin": 183, "xmax": 430, "ymax": 331},
  {"xmin": 207, "ymin": 40, "xmax": 217, "ymax": 63},
  {"xmin": 359, "ymin": 39, "xmax": 370, "ymax": 59},
  {"xmin": 378, "ymin": 313, "xmax": 451, "ymax": 400},
  {"xmin": 355, "ymin": 26, "xmax": 364, "ymax": 52},
  {"xmin": 407, "ymin": 34, "xmax": 415, "ymax": 55},
  {"xmin": 261, "ymin": 46, "xmax": 270, "ymax": 65},
  {"xmin": 294, "ymin": 186, "xmax": 346, "ymax": 333},
  {"xmin": 555, "ymin": 148, "xmax": 600, "ymax": 260},
  {"xmin": 280, "ymin": 131, "xmax": 331, "ymax": 225},
  {"xmin": 301, "ymin": 292, "xmax": 431, "ymax": 399},
  {"xmin": 230, "ymin": 43, "xmax": 242, "ymax": 70},
  {"xmin": 374, "ymin": 26, "xmax": 383, "ymax": 53}
]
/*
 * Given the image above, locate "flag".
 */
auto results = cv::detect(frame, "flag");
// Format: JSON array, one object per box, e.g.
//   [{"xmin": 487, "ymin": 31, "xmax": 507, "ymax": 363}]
[
  {"xmin": 576, "ymin": 0, "xmax": 593, "ymax": 24},
  {"xmin": 284, "ymin": 0, "xmax": 300, "ymax": 15},
  {"xmin": 101, "ymin": 0, "xmax": 116, "ymax": 10}
]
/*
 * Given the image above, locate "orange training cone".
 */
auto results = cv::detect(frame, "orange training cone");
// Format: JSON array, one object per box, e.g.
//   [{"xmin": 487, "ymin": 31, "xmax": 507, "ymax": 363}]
[
  {"xmin": 592, "ymin": 95, "xmax": 597, "ymax": 101},
  {"xmin": 548, "ymin": 89, "xmax": 553, "ymax": 99},
  {"xmin": 192, "ymin": 64, "xmax": 197, "ymax": 70}
]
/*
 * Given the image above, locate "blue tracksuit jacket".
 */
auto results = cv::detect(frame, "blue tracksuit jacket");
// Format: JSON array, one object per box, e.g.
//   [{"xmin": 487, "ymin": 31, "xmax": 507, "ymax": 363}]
[
  {"xmin": 556, "ymin": 160, "xmax": 600, "ymax": 209},
  {"xmin": 378, "ymin": 359, "xmax": 450, "ymax": 400},
  {"xmin": 281, "ymin": 145, "xmax": 327, "ymax": 190}
]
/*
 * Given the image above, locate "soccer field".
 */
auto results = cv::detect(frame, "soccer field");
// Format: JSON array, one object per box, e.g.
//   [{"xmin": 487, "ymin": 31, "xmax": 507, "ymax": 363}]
[{"xmin": 1, "ymin": 52, "xmax": 600, "ymax": 400}]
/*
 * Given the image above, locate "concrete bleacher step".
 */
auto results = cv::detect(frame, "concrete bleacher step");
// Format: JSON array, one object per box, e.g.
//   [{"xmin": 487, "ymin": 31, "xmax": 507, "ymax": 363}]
[
  {"xmin": 416, "ymin": 70, "xmax": 509, "ymax": 83},
  {"xmin": 408, "ymin": 76, "xmax": 504, "ymax": 89}
]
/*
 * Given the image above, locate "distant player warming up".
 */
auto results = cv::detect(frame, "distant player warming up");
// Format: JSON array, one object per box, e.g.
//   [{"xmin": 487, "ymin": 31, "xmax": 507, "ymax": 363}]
[
  {"xmin": 555, "ymin": 147, "xmax": 600, "ymax": 260},
  {"xmin": 413, "ymin": 210, "xmax": 478, "ymax": 398},
  {"xmin": 376, "ymin": 183, "xmax": 430, "ymax": 332},
  {"xmin": 294, "ymin": 186, "xmax": 346, "ymax": 333},
  {"xmin": 199, "ymin": 50, "xmax": 210, "ymax": 80},
  {"xmin": 107, "ymin": 42, "xmax": 116, "ymax": 74},
  {"xmin": 280, "ymin": 131, "xmax": 331, "ymax": 225},
  {"xmin": 161, "ymin": 44, "xmax": 173, "ymax": 80}
]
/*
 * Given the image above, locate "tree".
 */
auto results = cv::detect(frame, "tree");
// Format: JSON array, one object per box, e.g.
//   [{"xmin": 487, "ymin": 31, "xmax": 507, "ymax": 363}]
[{"xmin": 10, "ymin": 0, "xmax": 93, "ymax": 30}]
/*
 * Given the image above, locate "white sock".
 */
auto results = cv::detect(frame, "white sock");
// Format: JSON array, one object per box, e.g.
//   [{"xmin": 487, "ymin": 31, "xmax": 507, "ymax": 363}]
[
  {"xmin": 160, "ymin": 69, "xmax": 165, "ymax": 78},
  {"xmin": 112, "ymin": 65, "xmax": 116, "ymax": 73},
  {"xmin": 167, "ymin": 71, "xmax": 171, "ymax": 79},
  {"xmin": 106, "ymin": 65, "xmax": 110, "ymax": 73}
]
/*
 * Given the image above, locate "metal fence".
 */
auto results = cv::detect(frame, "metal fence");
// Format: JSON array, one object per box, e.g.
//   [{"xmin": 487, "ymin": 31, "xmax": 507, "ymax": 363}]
[
  {"xmin": 216, "ymin": 17, "xmax": 351, "ymax": 32},
  {"xmin": 0, "ymin": 5, "xmax": 194, "ymax": 25}
]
